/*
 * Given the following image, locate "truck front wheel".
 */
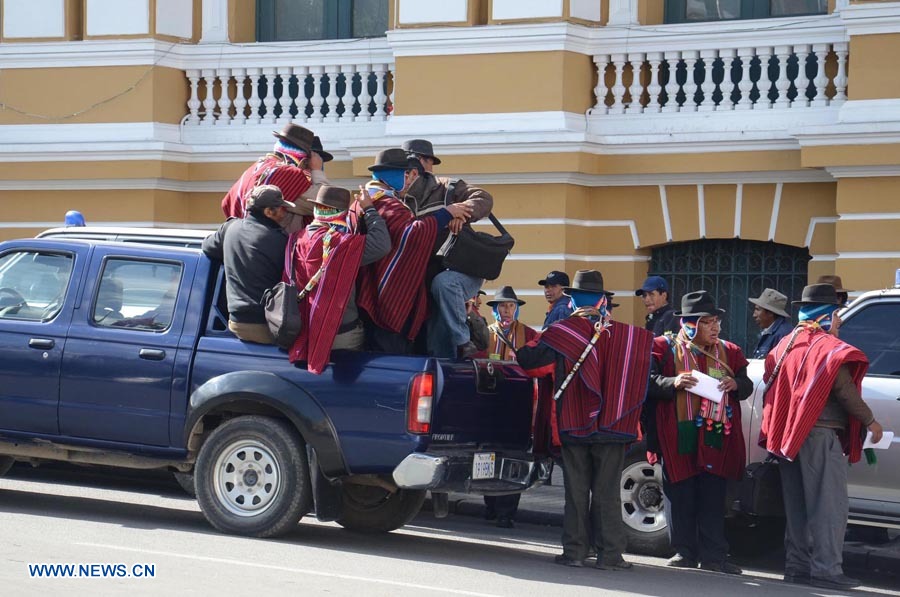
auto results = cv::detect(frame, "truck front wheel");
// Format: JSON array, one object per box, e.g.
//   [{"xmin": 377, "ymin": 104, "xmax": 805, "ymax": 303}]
[
  {"xmin": 195, "ymin": 416, "xmax": 312, "ymax": 537},
  {"xmin": 337, "ymin": 484, "xmax": 426, "ymax": 533}
]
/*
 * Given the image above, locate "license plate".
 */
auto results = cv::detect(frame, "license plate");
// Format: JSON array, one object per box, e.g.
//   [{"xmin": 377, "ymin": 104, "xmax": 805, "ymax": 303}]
[{"xmin": 472, "ymin": 452, "xmax": 496, "ymax": 480}]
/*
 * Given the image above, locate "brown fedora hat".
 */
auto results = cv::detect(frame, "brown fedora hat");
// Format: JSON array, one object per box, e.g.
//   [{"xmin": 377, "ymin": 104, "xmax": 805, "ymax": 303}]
[
  {"xmin": 311, "ymin": 135, "xmax": 334, "ymax": 162},
  {"xmin": 273, "ymin": 123, "xmax": 315, "ymax": 154},
  {"xmin": 368, "ymin": 148, "xmax": 419, "ymax": 172},
  {"xmin": 486, "ymin": 286, "xmax": 525, "ymax": 306},
  {"xmin": 309, "ymin": 185, "xmax": 351, "ymax": 212},
  {"xmin": 402, "ymin": 139, "xmax": 442, "ymax": 165},
  {"xmin": 792, "ymin": 283, "xmax": 841, "ymax": 307},
  {"xmin": 675, "ymin": 290, "xmax": 725, "ymax": 317},
  {"xmin": 564, "ymin": 269, "xmax": 612, "ymax": 296},
  {"xmin": 815, "ymin": 274, "xmax": 850, "ymax": 293}
]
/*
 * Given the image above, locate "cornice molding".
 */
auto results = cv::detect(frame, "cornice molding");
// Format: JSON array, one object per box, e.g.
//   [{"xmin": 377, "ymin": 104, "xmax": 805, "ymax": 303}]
[{"xmin": 839, "ymin": 2, "xmax": 900, "ymax": 36}]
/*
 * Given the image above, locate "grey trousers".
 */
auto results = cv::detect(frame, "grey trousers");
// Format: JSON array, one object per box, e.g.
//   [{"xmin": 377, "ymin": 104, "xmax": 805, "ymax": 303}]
[
  {"xmin": 560, "ymin": 442, "xmax": 627, "ymax": 562},
  {"xmin": 780, "ymin": 426, "xmax": 849, "ymax": 578}
]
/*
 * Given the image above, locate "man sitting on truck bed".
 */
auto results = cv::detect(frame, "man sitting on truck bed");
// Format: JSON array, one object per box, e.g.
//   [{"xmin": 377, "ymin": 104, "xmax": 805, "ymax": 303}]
[{"xmin": 202, "ymin": 185, "xmax": 293, "ymax": 344}]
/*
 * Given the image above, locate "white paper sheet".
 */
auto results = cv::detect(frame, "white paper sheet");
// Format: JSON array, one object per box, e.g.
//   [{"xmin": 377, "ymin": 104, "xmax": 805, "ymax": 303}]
[
  {"xmin": 689, "ymin": 369, "xmax": 725, "ymax": 404},
  {"xmin": 863, "ymin": 430, "xmax": 894, "ymax": 450}
]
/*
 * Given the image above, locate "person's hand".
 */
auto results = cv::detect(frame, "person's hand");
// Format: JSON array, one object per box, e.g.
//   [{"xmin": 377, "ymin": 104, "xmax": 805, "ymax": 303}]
[
  {"xmin": 868, "ymin": 420, "xmax": 884, "ymax": 445},
  {"xmin": 446, "ymin": 202, "xmax": 473, "ymax": 221},
  {"xmin": 717, "ymin": 376, "xmax": 738, "ymax": 392},
  {"xmin": 448, "ymin": 218, "xmax": 465, "ymax": 234},
  {"xmin": 356, "ymin": 186, "xmax": 374, "ymax": 211},
  {"xmin": 831, "ymin": 309, "xmax": 843, "ymax": 337},
  {"xmin": 674, "ymin": 373, "xmax": 698, "ymax": 390},
  {"xmin": 308, "ymin": 151, "xmax": 324, "ymax": 171}
]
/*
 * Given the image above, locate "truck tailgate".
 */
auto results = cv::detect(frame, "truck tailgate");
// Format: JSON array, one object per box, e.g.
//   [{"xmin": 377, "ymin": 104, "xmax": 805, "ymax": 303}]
[{"xmin": 429, "ymin": 359, "xmax": 533, "ymax": 449}]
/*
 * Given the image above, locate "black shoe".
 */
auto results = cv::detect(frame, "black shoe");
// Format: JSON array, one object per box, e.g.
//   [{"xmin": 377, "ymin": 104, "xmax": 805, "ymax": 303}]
[
  {"xmin": 553, "ymin": 554, "xmax": 584, "ymax": 568},
  {"xmin": 596, "ymin": 557, "xmax": 633, "ymax": 571},
  {"xmin": 810, "ymin": 574, "xmax": 860, "ymax": 590},
  {"xmin": 457, "ymin": 341, "xmax": 478, "ymax": 359},
  {"xmin": 484, "ymin": 509, "xmax": 497, "ymax": 521},
  {"xmin": 700, "ymin": 561, "xmax": 743, "ymax": 575},
  {"xmin": 496, "ymin": 517, "xmax": 514, "ymax": 529},
  {"xmin": 666, "ymin": 554, "xmax": 698, "ymax": 569},
  {"xmin": 586, "ymin": 547, "xmax": 598, "ymax": 560},
  {"xmin": 783, "ymin": 570, "xmax": 811, "ymax": 585}
]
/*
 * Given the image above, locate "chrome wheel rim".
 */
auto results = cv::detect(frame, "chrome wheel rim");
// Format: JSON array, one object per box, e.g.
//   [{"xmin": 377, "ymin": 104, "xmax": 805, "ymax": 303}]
[
  {"xmin": 620, "ymin": 460, "xmax": 667, "ymax": 533},
  {"xmin": 213, "ymin": 440, "xmax": 281, "ymax": 517}
]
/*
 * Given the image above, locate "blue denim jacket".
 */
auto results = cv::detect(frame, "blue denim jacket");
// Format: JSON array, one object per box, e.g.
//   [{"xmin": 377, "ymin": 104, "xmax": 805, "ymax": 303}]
[
  {"xmin": 751, "ymin": 316, "xmax": 793, "ymax": 359},
  {"xmin": 542, "ymin": 296, "xmax": 573, "ymax": 329}
]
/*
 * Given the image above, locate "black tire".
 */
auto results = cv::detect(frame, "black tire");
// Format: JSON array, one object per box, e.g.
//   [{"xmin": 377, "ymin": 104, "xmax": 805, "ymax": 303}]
[
  {"xmin": 336, "ymin": 484, "xmax": 426, "ymax": 533},
  {"xmin": 173, "ymin": 471, "xmax": 196, "ymax": 498},
  {"xmin": 195, "ymin": 416, "xmax": 312, "ymax": 538},
  {"xmin": 620, "ymin": 444, "xmax": 673, "ymax": 557},
  {"xmin": 0, "ymin": 456, "xmax": 14, "ymax": 477}
]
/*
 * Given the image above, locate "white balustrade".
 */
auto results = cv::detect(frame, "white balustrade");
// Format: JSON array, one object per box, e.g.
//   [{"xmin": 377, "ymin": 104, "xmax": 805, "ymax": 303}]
[
  {"xmin": 592, "ymin": 40, "xmax": 848, "ymax": 115},
  {"xmin": 184, "ymin": 55, "xmax": 393, "ymax": 126}
]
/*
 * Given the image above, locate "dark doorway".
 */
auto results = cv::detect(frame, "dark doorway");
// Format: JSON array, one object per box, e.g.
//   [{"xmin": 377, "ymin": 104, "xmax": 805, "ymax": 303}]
[{"xmin": 649, "ymin": 239, "xmax": 810, "ymax": 355}]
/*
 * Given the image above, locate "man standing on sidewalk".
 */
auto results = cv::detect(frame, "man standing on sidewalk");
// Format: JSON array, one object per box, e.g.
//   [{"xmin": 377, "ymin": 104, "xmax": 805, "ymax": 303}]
[
  {"xmin": 517, "ymin": 270, "xmax": 654, "ymax": 570},
  {"xmin": 760, "ymin": 283, "xmax": 883, "ymax": 591}
]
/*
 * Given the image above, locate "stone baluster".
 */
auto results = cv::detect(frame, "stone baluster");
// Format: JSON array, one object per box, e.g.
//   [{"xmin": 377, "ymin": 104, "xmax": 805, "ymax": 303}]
[
  {"xmin": 792, "ymin": 45, "xmax": 811, "ymax": 108},
  {"xmin": 323, "ymin": 65, "xmax": 340, "ymax": 123},
  {"xmin": 681, "ymin": 51, "xmax": 699, "ymax": 112},
  {"xmin": 698, "ymin": 49, "xmax": 717, "ymax": 111},
  {"xmin": 661, "ymin": 51, "xmax": 680, "ymax": 113},
  {"xmin": 186, "ymin": 69, "xmax": 201, "ymax": 125},
  {"xmin": 308, "ymin": 66, "xmax": 325, "ymax": 123},
  {"xmin": 246, "ymin": 68, "xmax": 262, "ymax": 124},
  {"xmin": 291, "ymin": 66, "xmax": 309, "ymax": 121},
  {"xmin": 232, "ymin": 68, "xmax": 248, "ymax": 124},
  {"xmin": 810, "ymin": 43, "xmax": 830, "ymax": 107},
  {"xmin": 755, "ymin": 47, "xmax": 773, "ymax": 109},
  {"xmin": 833, "ymin": 42, "xmax": 849, "ymax": 105},
  {"xmin": 372, "ymin": 63, "xmax": 388, "ymax": 119},
  {"xmin": 388, "ymin": 62, "xmax": 396, "ymax": 117},
  {"xmin": 646, "ymin": 52, "xmax": 663, "ymax": 113},
  {"xmin": 736, "ymin": 47, "xmax": 755, "ymax": 110},
  {"xmin": 609, "ymin": 53, "xmax": 627, "ymax": 115},
  {"xmin": 626, "ymin": 52, "xmax": 645, "ymax": 113},
  {"xmin": 200, "ymin": 69, "xmax": 216, "ymax": 125},
  {"xmin": 215, "ymin": 71, "xmax": 231, "ymax": 125},
  {"xmin": 340, "ymin": 65, "xmax": 356, "ymax": 121},
  {"xmin": 773, "ymin": 45, "xmax": 792, "ymax": 109},
  {"xmin": 718, "ymin": 49, "xmax": 737, "ymax": 110},
  {"xmin": 591, "ymin": 54, "xmax": 610, "ymax": 115},
  {"xmin": 356, "ymin": 64, "xmax": 372, "ymax": 122},
  {"xmin": 261, "ymin": 67, "xmax": 278, "ymax": 124},
  {"xmin": 274, "ymin": 67, "xmax": 294, "ymax": 123}
]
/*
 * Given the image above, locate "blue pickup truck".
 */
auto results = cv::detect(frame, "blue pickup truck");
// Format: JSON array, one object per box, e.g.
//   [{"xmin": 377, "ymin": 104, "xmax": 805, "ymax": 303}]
[{"xmin": 0, "ymin": 235, "xmax": 548, "ymax": 537}]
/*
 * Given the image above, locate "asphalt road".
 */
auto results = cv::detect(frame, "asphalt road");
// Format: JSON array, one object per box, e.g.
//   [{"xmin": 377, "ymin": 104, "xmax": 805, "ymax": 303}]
[{"xmin": 0, "ymin": 465, "xmax": 897, "ymax": 597}]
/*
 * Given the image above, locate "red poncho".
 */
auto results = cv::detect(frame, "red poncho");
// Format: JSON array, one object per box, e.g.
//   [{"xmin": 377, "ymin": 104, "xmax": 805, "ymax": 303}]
[
  {"xmin": 760, "ymin": 327, "xmax": 868, "ymax": 463},
  {"xmin": 355, "ymin": 185, "xmax": 438, "ymax": 340},
  {"xmin": 288, "ymin": 222, "xmax": 365, "ymax": 374},
  {"xmin": 222, "ymin": 155, "xmax": 312, "ymax": 218}
]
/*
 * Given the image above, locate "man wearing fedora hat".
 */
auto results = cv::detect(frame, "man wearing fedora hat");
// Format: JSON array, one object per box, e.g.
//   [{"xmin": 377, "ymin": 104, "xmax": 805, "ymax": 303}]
[
  {"xmin": 517, "ymin": 270, "xmax": 654, "ymax": 570},
  {"xmin": 646, "ymin": 290, "xmax": 752, "ymax": 575},
  {"xmin": 760, "ymin": 283, "xmax": 883, "ymax": 590},
  {"xmin": 288, "ymin": 185, "xmax": 390, "ymax": 374},
  {"xmin": 748, "ymin": 288, "xmax": 792, "ymax": 359},
  {"xmin": 479, "ymin": 286, "xmax": 538, "ymax": 528},
  {"xmin": 402, "ymin": 139, "xmax": 441, "ymax": 173},
  {"xmin": 355, "ymin": 149, "xmax": 471, "ymax": 355},
  {"xmin": 815, "ymin": 274, "xmax": 852, "ymax": 307},
  {"xmin": 222, "ymin": 123, "xmax": 331, "ymax": 233},
  {"xmin": 203, "ymin": 185, "xmax": 296, "ymax": 344}
]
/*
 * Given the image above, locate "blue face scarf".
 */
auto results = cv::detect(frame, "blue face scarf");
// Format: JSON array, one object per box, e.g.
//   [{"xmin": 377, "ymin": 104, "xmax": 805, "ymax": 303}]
[
  {"xmin": 492, "ymin": 303, "xmax": 520, "ymax": 329},
  {"xmin": 680, "ymin": 316, "xmax": 700, "ymax": 340},
  {"xmin": 798, "ymin": 303, "xmax": 838, "ymax": 332},
  {"xmin": 569, "ymin": 291, "xmax": 608, "ymax": 317},
  {"xmin": 372, "ymin": 169, "xmax": 406, "ymax": 192}
]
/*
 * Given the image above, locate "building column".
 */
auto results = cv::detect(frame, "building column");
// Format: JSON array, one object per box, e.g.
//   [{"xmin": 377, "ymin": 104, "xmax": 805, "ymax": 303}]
[
  {"xmin": 200, "ymin": 0, "xmax": 229, "ymax": 43},
  {"xmin": 608, "ymin": 0, "xmax": 639, "ymax": 25}
]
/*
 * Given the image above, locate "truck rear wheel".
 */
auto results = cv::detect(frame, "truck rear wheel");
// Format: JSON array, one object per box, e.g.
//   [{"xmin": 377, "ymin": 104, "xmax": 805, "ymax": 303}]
[
  {"xmin": 337, "ymin": 484, "xmax": 426, "ymax": 533},
  {"xmin": 620, "ymin": 444, "xmax": 672, "ymax": 556},
  {"xmin": 195, "ymin": 416, "xmax": 312, "ymax": 537}
]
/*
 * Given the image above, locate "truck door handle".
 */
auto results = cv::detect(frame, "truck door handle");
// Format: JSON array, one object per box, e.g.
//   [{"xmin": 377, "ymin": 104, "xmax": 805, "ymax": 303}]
[
  {"xmin": 139, "ymin": 348, "xmax": 166, "ymax": 361},
  {"xmin": 29, "ymin": 338, "xmax": 55, "ymax": 350}
]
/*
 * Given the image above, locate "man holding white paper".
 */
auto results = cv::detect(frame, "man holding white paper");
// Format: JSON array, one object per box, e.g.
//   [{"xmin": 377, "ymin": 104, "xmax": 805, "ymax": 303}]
[
  {"xmin": 760, "ymin": 283, "xmax": 884, "ymax": 591},
  {"xmin": 646, "ymin": 290, "xmax": 752, "ymax": 575}
]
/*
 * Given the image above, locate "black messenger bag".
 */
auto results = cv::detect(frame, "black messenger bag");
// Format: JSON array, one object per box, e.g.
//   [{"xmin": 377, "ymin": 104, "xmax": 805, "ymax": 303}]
[
  {"xmin": 262, "ymin": 241, "xmax": 303, "ymax": 349},
  {"xmin": 438, "ymin": 214, "xmax": 514, "ymax": 281}
]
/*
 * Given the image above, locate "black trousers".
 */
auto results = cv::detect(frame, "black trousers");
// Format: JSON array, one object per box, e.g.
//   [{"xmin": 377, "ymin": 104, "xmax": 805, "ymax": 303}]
[
  {"xmin": 483, "ymin": 494, "xmax": 521, "ymax": 519},
  {"xmin": 663, "ymin": 471, "xmax": 729, "ymax": 565}
]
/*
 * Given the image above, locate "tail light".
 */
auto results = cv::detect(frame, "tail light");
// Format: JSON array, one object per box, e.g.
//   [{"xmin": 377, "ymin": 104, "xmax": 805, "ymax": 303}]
[{"xmin": 407, "ymin": 372, "xmax": 434, "ymax": 434}]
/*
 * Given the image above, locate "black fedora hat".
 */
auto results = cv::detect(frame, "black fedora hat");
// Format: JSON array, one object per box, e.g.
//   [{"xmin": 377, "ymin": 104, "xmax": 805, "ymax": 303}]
[
  {"xmin": 309, "ymin": 185, "xmax": 351, "ymax": 212},
  {"xmin": 402, "ymin": 139, "xmax": 442, "ymax": 165},
  {"xmin": 564, "ymin": 269, "xmax": 612, "ymax": 296},
  {"xmin": 486, "ymin": 286, "xmax": 525, "ymax": 306},
  {"xmin": 793, "ymin": 283, "xmax": 841, "ymax": 307},
  {"xmin": 368, "ymin": 148, "xmax": 419, "ymax": 172},
  {"xmin": 311, "ymin": 135, "xmax": 334, "ymax": 162},
  {"xmin": 675, "ymin": 290, "xmax": 725, "ymax": 317},
  {"xmin": 272, "ymin": 123, "xmax": 315, "ymax": 154}
]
